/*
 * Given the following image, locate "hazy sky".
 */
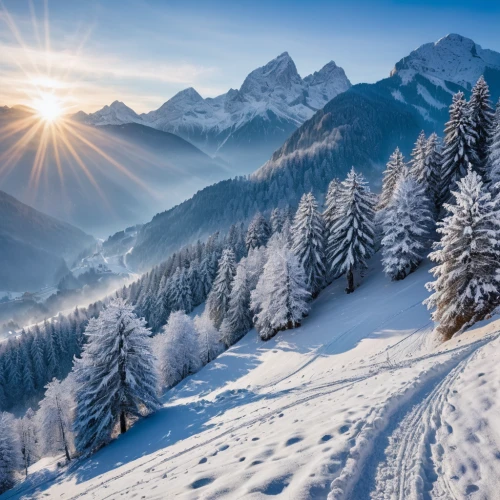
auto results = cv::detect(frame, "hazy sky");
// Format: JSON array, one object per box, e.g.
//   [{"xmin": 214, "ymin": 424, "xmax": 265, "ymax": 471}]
[{"xmin": 1, "ymin": 0, "xmax": 499, "ymax": 113}]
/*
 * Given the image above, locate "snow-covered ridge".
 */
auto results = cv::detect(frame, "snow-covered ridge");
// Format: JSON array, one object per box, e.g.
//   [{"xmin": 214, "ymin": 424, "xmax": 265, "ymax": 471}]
[
  {"xmin": 75, "ymin": 52, "xmax": 351, "ymax": 139},
  {"xmin": 391, "ymin": 33, "xmax": 500, "ymax": 89}
]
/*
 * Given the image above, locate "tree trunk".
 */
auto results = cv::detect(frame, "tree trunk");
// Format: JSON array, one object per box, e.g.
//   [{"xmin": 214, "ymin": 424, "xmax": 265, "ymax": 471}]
[
  {"xmin": 346, "ymin": 266, "xmax": 354, "ymax": 294},
  {"xmin": 120, "ymin": 410, "xmax": 127, "ymax": 434}
]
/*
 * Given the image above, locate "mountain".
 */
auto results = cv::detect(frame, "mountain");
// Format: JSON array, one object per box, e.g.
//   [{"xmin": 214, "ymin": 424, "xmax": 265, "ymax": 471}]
[
  {"xmin": 78, "ymin": 53, "xmax": 351, "ymax": 172},
  {"xmin": 124, "ymin": 34, "xmax": 500, "ymax": 270},
  {"xmin": 0, "ymin": 108, "xmax": 230, "ymax": 236},
  {"xmin": 0, "ymin": 190, "xmax": 94, "ymax": 291}
]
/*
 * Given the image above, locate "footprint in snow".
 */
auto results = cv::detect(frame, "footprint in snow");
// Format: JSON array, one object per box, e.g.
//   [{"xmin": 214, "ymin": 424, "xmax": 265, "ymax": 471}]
[
  {"xmin": 198, "ymin": 457, "xmax": 207, "ymax": 464},
  {"xmin": 285, "ymin": 436, "xmax": 303, "ymax": 446},
  {"xmin": 339, "ymin": 424, "xmax": 350, "ymax": 434},
  {"xmin": 191, "ymin": 477, "xmax": 214, "ymax": 489},
  {"xmin": 320, "ymin": 434, "xmax": 332, "ymax": 442}
]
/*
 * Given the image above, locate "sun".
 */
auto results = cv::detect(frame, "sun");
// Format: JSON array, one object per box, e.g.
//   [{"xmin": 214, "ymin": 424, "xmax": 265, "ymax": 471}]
[{"xmin": 33, "ymin": 93, "xmax": 64, "ymax": 122}]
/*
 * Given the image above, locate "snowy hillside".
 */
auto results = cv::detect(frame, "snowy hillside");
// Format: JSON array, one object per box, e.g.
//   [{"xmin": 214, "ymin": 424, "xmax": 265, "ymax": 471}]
[
  {"xmin": 6, "ymin": 255, "xmax": 500, "ymax": 499},
  {"xmin": 76, "ymin": 53, "xmax": 351, "ymax": 170}
]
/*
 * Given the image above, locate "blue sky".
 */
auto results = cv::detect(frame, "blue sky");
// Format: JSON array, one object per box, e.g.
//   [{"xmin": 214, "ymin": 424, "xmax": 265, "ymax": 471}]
[{"xmin": 1, "ymin": 0, "xmax": 499, "ymax": 112}]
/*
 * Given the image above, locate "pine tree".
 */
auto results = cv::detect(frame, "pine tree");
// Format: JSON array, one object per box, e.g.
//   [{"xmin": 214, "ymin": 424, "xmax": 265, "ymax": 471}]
[
  {"xmin": 221, "ymin": 259, "xmax": 252, "ymax": 347},
  {"xmin": 38, "ymin": 377, "xmax": 74, "ymax": 461},
  {"xmin": 0, "ymin": 412, "xmax": 20, "ymax": 494},
  {"xmin": 251, "ymin": 235, "xmax": 310, "ymax": 341},
  {"xmin": 73, "ymin": 299, "xmax": 160, "ymax": 453},
  {"xmin": 382, "ymin": 177, "xmax": 433, "ymax": 281},
  {"xmin": 488, "ymin": 99, "xmax": 500, "ymax": 186},
  {"xmin": 328, "ymin": 169, "xmax": 375, "ymax": 293},
  {"xmin": 410, "ymin": 131, "xmax": 428, "ymax": 180},
  {"xmin": 379, "ymin": 148, "xmax": 407, "ymax": 209},
  {"xmin": 291, "ymin": 193, "xmax": 326, "ymax": 297},
  {"xmin": 168, "ymin": 268, "xmax": 193, "ymax": 313},
  {"xmin": 194, "ymin": 314, "xmax": 223, "ymax": 365},
  {"xmin": 17, "ymin": 408, "xmax": 38, "ymax": 476},
  {"xmin": 424, "ymin": 132, "xmax": 443, "ymax": 209},
  {"xmin": 270, "ymin": 208, "xmax": 285, "ymax": 234},
  {"xmin": 207, "ymin": 249, "xmax": 236, "ymax": 328},
  {"xmin": 440, "ymin": 91, "xmax": 479, "ymax": 204},
  {"xmin": 245, "ymin": 213, "xmax": 271, "ymax": 250},
  {"xmin": 155, "ymin": 311, "xmax": 201, "ymax": 388},
  {"xmin": 425, "ymin": 169, "xmax": 500, "ymax": 340},
  {"xmin": 323, "ymin": 178, "xmax": 341, "ymax": 243},
  {"xmin": 469, "ymin": 76, "xmax": 494, "ymax": 176}
]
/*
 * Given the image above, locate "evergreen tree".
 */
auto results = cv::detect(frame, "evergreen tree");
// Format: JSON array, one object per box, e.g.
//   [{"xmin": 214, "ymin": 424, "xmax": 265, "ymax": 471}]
[
  {"xmin": 221, "ymin": 259, "xmax": 252, "ymax": 347},
  {"xmin": 17, "ymin": 408, "xmax": 38, "ymax": 476},
  {"xmin": 291, "ymin": 193, "xmax": 326, "ymax": 297},
  {"xmin": 207, "ymin": 249, "xmax": 236, "ymax": 328},
  {"xmin": 73, "ymin": 299, "xmax": 160, "ymax": 453},
  {"xmin": 424, "ymin": 132, "xmax": 444, "ymax": 209},
  {"xmin": 194, "ymin": 314, "xmax": 223, "ymax": 365},
  {"xmin": 379, "ymin": 148, "xmax": 407, "ymax": 209},
  {"xmin": 323, "ymin": 178, "xmax": 341, "ymax": 244},
  {"xmin": 488, "ymin": 99, "xmax": 500, "ymax": 186},
  {"xmin": 440, "ymin": 91, "xmax": 479, "ymax": 204},
  {"xmin": 245, "ymin": 213, "xmax": 271, "ymax": 250},
  {"xmin": 382, "ymin": 177, "xmax": 433, "ymax": 281},
  {"xmin": 410, "ymin": 131, "xmax": 428, "ymax": 181},
  {"xmin": 0, "ymin": 412, "xmax": 20, "ymax": 494},
  {"xmin": 328, "ymin": 169, "xmax": 375, "ymax": 293},
  {"xmin": 469, "ymin": 76, "xmax": 494, "ymax": 175},
  {"xmin": 155, "ymin": 311, "xmax": 201, "ymax": 388},
  {"xmin": 168, "ymin": 268, "xmax": 193, "ymax": 313},
  {"xmin": 251, "ymin": 235, "xmax": 310, "ymax": 341},
  {"xmin": 270, "ymin": 208, "xmax": 284, "ymax": 234},
  {"xmin": 425, "ymin": 169, "xmax": 500, "ymax": 340},
  {"xmin": 38, "ymin": 377, "xmax": 75, "ymax": 461}
]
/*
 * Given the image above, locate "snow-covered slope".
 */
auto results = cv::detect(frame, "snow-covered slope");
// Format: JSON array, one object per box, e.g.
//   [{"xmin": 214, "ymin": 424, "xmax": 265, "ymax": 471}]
[
  {"xmin": 76, "ymin": 53, "xmax": 351, "ymax": 171},
  {"xmin": 7, "ymin": 256, "xmax": 500, "ymax": 499},
  {"xmin": 391, "ymin": 33, "xmax": 500, "ymax": 89}
]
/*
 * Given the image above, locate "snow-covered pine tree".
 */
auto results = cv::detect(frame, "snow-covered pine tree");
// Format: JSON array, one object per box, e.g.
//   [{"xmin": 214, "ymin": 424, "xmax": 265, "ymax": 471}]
[
  {"xmin": 221, "ymin": 258, "xmax": 252, "ymax": 347},
  {"xmin": 155, "ymin": 311, "xmax": 201, "ymax": 388},
  {"xmin": 251, "ymin": 234, "xmax": 310, "ymax": 341},
  {"xmin": 323, "ymin": 178, "xmax": 341, "ymax": 242},
  {"xmin": 168, "ymin": 267, "xmax": 193, "ymax": 313},
  {"xmin": 73, "ymin": 299, "xmax": 160, "ymax": 453},
  {"xmin": 245, "ymin": 213, "xmax": 271, "ymax": 250},
  {"xmin": 469, "ymin": 76, "xmax": 494, "ymax": 176},
  {"xmin": 270, "ymin": 208, "xmax": 284, "ymax": 234},
  {"xmin": 424, "ymin": 132, "xmax": 443, "ymax": 210},
  {"xmin": 425, "ymin": 169, "xmax": 500, "ymax": 340},
  {"xmin": 488, "ymin": 99, "xmax": 500, "ymax": 186},
  {"xmin": 206, "ymin": 248, "xmax": 236, "ymax": 328},
  {"xmin": 291, "ymin": 193, "xmax": 326, "ymax": 297},
  {"xmin": 17, "ymin": 408, "xmax": 38, "ymax": 476},
  {"xmin": 410, "ymin": 131, "xmax": 428, "ymax": 180},
  {"xmin": 38, "ymin": 377, "xmax": 75, "ymax": 461},
  {"xmin": 381, "ymin": 176, "xmax": 433, "ymax": 281},
  {"xmin": 378, "ymin": 148, "xmax": 407, "ymax": 210},
  {"xmin": 440, "ymin": 92, "xmax": 479, "ymax": 205},
  {"xmin": 0, "ymin": 412, "xmax": 20, "ymax": 494},
  {"xmin": 328, "ymin": 168, "xmax": 375, "ymax": 293},
  {"xmin": 194, "ymin": 314, "xmax": 223, "ymax": 365}
]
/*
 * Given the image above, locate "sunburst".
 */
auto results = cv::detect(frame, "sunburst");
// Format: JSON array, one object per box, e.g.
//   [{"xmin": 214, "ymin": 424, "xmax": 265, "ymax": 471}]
[{"xmin": 0, "ymin": 1, "xmax": 153, "ymax": 211}]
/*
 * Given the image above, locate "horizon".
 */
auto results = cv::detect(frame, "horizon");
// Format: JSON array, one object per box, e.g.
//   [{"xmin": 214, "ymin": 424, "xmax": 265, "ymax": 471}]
[{"xmin": 1, "ymin": 0, "xmax": 500, "ymax": 114}]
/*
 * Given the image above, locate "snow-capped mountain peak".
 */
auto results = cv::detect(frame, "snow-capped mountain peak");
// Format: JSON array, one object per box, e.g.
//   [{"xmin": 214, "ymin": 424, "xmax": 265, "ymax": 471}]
[
  {"xmin": 76, "ymin": 100, "xmax": 143, "ymax": 126},
  {"xmin": 391, "ymin": 33, "xmax": 500, "ymax": 88}
]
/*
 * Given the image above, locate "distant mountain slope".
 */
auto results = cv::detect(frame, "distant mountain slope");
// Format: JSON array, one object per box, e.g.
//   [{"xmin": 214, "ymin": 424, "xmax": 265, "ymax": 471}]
[
  {"xmin": 77, "ymin": 53, "xmax": 351, "ymax": 172},
  {"xmin": 0, "ymin": 110, "xmax": 230, "ymax": 236},
  {"xmin": 126, "ymin": 34, "xmax": 500, "ymax": 270},
  {"xmin": 0, "ymin": 190, "xmax": 94, "ymax": 291}
]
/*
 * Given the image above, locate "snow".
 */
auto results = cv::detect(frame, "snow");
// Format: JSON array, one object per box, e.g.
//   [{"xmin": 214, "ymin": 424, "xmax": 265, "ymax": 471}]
[
  {"xmin": 4, "ymin": 255, "xmax": 500, "ymax": 499},
  {"xmin": 416, "ymin": 83, "xmax": 447, "ymax": 109},
  {"xmin": 391, "ymin": 34, "xmax": 500, "ymax": 89}
]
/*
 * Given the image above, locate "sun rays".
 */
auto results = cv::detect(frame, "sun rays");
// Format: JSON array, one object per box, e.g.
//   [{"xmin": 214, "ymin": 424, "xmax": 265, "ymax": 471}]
[{"xmin": 0, "ymin": 1, "xmax": 153, "ymax": 209}]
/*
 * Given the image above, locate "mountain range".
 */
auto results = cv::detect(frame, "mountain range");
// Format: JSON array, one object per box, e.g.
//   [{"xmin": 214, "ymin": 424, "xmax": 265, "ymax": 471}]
[
  {"xmin": 123, "ymin": 34, "xmax": 500, "ymax": 270},
  {"xmin": 75, "ymin": 53, "xmax": 351, "ymax": 171},
  {"xmin": 0, "ymin": 190, "xmax": 94, "ymax": 291}
]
